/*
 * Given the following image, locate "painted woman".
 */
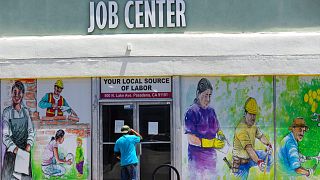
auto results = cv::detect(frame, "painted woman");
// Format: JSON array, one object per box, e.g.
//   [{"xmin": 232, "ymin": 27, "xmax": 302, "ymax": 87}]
[{"xmin": 184, "ymin": 78, "xmax": 225, "ymax": 179}]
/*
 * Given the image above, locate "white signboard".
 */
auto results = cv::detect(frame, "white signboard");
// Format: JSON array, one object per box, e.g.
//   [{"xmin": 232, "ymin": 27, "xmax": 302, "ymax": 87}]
[
  {"xmin": 101, "ymin": 77, "xmax": 172, "ymax": 99},
  {"xmin": 148, "ymin": 122, "xmax": 158, "ymax": 135},
  {"xmin": 115, "ymin": 120, "xmax": 125, "ymax": 133}
]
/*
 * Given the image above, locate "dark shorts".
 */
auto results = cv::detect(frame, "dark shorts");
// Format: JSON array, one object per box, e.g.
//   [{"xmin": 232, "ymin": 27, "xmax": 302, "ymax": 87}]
[{"xmin": 121, "ymin": 163, "xmax": 138, "ymax": 180}]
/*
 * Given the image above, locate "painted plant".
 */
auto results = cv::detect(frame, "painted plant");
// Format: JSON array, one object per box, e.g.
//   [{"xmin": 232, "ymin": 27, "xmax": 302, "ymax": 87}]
[{"xmin": 276, "ymin": 76, "xmax": 320, "ymax": 179}]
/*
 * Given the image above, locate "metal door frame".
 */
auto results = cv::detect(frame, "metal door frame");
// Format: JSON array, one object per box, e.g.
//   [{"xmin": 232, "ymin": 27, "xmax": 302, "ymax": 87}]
[{"xmin": 98, "ymin": 101, "xmax": 173, "ymax": 180}]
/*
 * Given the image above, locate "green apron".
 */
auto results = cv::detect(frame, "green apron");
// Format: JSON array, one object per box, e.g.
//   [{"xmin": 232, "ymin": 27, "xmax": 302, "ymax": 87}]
[{"xmin": 2, "ymin": 108, "xmax": 32, "ymax": 180}]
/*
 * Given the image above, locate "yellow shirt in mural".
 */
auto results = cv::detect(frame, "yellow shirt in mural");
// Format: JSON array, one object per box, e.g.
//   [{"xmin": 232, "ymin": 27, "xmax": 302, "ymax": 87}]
[{"xmin": 232, "ymin": 120, "xmax": 263, "ymax": 159}]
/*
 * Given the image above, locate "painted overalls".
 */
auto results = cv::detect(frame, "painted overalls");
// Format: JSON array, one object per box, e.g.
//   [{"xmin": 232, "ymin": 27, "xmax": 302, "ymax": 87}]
[{"xmin": 2, "ymin": 108, "xmax": 32, "ymax": 180}]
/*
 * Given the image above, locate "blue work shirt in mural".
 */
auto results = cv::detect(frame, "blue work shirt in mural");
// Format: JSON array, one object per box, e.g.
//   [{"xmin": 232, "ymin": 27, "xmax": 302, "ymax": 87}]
[
  {"xmin": 278, "ymin": 132, "xmax": 301, "ymax": 174},
  {"xmin": 114, "ymin": 135, "xmax": 141, "ymax": 166}
]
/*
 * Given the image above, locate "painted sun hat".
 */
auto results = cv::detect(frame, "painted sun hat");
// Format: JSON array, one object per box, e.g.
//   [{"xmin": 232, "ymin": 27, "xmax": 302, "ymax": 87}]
[
  {"xmin": 121, "ymin": 125, "xmax": 131, "ymax": 134},
  {"xmin": 289, "ymin": 117, "xmax": 309, "ymax": 131}
]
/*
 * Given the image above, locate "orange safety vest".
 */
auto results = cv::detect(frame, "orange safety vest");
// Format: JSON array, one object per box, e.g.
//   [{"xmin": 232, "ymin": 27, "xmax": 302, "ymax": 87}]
[{"xmin": 46, "ymin": 93, "xmax": 64, "ymax": 117}]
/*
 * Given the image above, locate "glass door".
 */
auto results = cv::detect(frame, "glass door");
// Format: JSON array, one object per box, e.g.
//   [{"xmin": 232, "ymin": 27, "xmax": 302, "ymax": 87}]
[
  {"xmin": 102, "ymin": 103, "xmax": 135, "ymax": 180},
  {"xmin": 101, "ymin": 102, "xmax": 171, "ymax": 180},
  {"xmin": 138, "ymin": 103, "xmax": 171, "ymax": 180}
]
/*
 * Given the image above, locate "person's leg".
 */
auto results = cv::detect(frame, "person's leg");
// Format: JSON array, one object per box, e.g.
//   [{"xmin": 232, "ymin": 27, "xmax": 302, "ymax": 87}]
[
  {"xmin": 127, "ymin": 164, "xmax": 137, "ymax": 180},
  {"xmin": 235, "ymin": 163, "xmax": 250, "ymax": 180},
  {"xmin": 121, "ymin": 166, "xmax": 129, "ymax": 180}
]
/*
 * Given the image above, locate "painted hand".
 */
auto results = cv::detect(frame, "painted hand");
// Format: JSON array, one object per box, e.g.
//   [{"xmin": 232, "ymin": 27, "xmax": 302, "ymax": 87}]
[
  {"xmin": 66, "ymin": 159, "xmax": 72, "ymax": 165},
  {"xmin": 307, "ymin": 168, "xmax": 314, "ymax": 177},
  {"xmin": 212, "ymin": 138, "xmax": 225, "ymax": 149},
  {"xmin": 299, "ymin": 153, "xmax": 307, "ymax": 163},
  {"xmin": 25, "ymin": 144, "xmax": 31, "ymax": 152},
  {"xmin": 266, "ymin": 144, "xmax": 272, "ymax": 155},
  {"xmin": 257, "ymin": 160, "xmax": 266, "ymax": 172}
]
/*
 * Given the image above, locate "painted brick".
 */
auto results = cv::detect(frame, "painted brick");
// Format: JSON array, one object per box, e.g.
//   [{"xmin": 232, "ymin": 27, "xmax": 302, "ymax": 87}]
[
  {"xmin": 27, "ymin": 84, "xmax": 37, "ymax": 92},
  {"xmin": 26, "ymin": 100, "xmax": 37, "ymax": 108},
  {"xmin": 25, "ymin": 91, "xmax": 35, "ymax": 100}
]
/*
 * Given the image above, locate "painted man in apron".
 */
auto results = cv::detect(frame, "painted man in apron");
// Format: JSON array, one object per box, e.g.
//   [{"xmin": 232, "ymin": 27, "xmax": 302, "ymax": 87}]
[{"xmin": 2, "ymin": 81, "xmax": 35, "ymax": 179}]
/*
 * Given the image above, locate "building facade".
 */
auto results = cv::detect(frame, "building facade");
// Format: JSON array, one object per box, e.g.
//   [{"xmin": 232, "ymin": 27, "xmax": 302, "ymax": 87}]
[{"xmin": 1, "ymin": 0, "xmax": 320, "ymax": 179}]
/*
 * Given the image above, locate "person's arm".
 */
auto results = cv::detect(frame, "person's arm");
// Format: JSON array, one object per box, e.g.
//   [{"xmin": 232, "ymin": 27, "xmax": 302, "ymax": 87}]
[
  {"xmin": 114, "ymin": 143, "xmax": 121, "ymax": 160},
  {"xmin": 259, "ymin": 135, "xmax": 271, "ymax": 147},
  {"xmin": 295, "ymin": 167, "xmax": 312, "ymax": 176},
  {"xmin": 2, "ymin": 108, "xmax": 18, "ymax": 153},
  {"xmin": 26, "ymin": 108, "xmax": 35, "ymax": 152},
  {"xmin": 245, "ymin": 144, "xmax": 260, "ymax": 163},
  {"xmin": 38, "ymin": 93, "xmax": 52, "ymax": 109},
  {"xmin": 130, "ymin": 129, "xmax": 143, "ymax": 140},
  {"xmin": 53, "ymin": 147, "xmax": 71, "ymax": 164},
  {"xmin": 53, "ymin": 147, "xmax": 65, "ymax": 163},
  {"xmin": 61, "ymin": 97, "xmax": 72, "ymax": 113},
  {"xmin": 187, "ymin": 134, "xmax": 201, "ymax": 146}
]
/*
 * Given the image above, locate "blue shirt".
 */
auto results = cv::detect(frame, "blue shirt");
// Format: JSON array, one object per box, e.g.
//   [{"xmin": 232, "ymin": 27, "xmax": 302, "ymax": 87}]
[
  {"xmin": 278, "ymin": 132, "xmax": 300, "ymax": 174},
  {"xmin": 114, "ymin": 135, "xmax": 141, "ymax": 166}
]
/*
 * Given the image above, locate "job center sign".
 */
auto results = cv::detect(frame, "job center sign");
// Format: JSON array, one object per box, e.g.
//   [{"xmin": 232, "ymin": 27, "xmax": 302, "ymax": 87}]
[
  {"xmin": 88, "ymin": 0, "xmax": 186, "ymax": 32},
  {"xmin": 101, "ymin": 77, "xmax": 172, "ymax": 99}
]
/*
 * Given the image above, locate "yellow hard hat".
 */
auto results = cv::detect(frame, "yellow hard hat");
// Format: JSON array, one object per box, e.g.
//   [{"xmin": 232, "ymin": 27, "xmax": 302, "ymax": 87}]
[
  {"xmin": 55, "ymin": 80, "xmax": 64, "ymax": 89},
  {"xmin": 244, "ymin": 97, "xmax": 258, "ymax": 115}
]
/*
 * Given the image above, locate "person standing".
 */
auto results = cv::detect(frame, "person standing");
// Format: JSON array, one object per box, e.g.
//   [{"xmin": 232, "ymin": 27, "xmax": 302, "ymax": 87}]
[
  {"xmin": 2, "ymin": 81, "xmax": 35, "ymax": 179},
  {"xmin": 278, "ymin": 117, "xmax": 313, "ymax": 177},
  {"xmin": 184, "ymin": 78, "xmax": 225, "ymax": 179},
  {"xmin": 114, "ymin": 125, "xmax": 143, "ymax": 180},
  {"xmin": 75, "ymin": 137, "xmax": 85, "ymax": 177},
  {"xmin": 232, "ymin": 97, "xmax": 273, "ymax": 179}
]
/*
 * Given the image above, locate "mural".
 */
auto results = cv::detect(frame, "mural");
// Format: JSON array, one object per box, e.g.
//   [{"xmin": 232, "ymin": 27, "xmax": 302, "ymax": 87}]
[
  {"xmin": 181, "ymin": 76, "xmax": 274, "ymax": 180},
  {"xmin": 276, "ymin": 76, "xmax": 320, "ymax": 179},
  {"xmin": 1, "ymin": 79, "xmax": 91, "ymax": 180},
  {"xmin": 1, "ymin": 80, "xmax": 35, "ymax": 179}
]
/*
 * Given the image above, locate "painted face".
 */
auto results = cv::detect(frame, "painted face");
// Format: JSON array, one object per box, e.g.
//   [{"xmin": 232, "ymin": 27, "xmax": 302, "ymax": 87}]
[
  {"xmin": 12, "ymin": 87, "xmax": 23, "ymax": 105},
  {"xmin": 198, "ymin": 89, "xmax": 212, "ymax": 109},
  {"xmin": 54, "ymin": 85, "xmax": 63, "ymax": 95},
  {"xmin": 77, "ymin": 140, "xmax": 82, "ymax": 146},
  {"xmin": 58, "ymin": 137, "xmax": 65, "ymax": 144},
  {"xmin": 293, "ymin": 126, "xmax": 307, "ymax": 142},
  {"xmin": 245, "ymin": 112, "xmax": 256, "ymax": 127}
]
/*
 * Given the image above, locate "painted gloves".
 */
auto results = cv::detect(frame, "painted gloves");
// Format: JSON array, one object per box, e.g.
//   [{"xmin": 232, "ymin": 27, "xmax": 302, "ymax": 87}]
[
  {"xmin": 257, "ymin": 159, "xmax": 266, "ymax": 172},
  {"xmin": 201, "ymin": 138, "xmax": 225, "ymax": 149}
]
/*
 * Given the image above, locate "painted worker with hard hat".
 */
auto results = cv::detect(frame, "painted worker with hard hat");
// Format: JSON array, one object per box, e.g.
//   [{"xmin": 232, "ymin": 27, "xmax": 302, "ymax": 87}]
[
  {"xmin": 232, "ymin": 97, "xmax": 273, "ymax": 179},
  {"xmin": 278, "ymin": 117, "xmax": 313, "ymax": 177},
  {"xmin": 39, "ymin": 80, "xmax": 75, "ymax": 117}
]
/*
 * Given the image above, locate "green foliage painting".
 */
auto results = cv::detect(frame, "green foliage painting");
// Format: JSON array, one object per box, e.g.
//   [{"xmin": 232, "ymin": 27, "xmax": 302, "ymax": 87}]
[{"xmin": 276, "ymin": 76, "xmax": 320, "ymax": 179}]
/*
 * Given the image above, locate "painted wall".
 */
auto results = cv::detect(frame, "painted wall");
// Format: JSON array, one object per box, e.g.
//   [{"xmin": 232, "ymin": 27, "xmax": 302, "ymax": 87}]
[
  {"xmin": 1, "ymin": 79, "xmax": 91, "ymax": 180},
  {"xmin": 181, "ymin": 76, "xmax": 320, "ymax": 179},
  {"xmin": 0, "ymin": 0, "xmax": 320, "ymax": 36},
  {"xmin": 181, "ymin": 76, "xmax": 274, "ymax": 179}
]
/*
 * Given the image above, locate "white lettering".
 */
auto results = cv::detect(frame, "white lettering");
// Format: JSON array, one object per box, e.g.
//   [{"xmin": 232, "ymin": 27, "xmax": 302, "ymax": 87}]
[
  {"xmin": 96, "ymin": 1, "xmax": 107, "ymax": 29},
  {"xmin": 166, "ymin": 0, "xmax": 175, "ymax": 27},
  {"xmin": 144, "ymin": 0, "xmax": 156, "ymax": 28},
  {"xmin": 135, "ymin": 1, "xmax": 144, "ymax": 28},
  {"xmin": 125, "ymin": 1, "xmax": 134, "ymax": 28},
  {"xmin": 88, "ymin": 2, "xmax": 95, "ymax": 33},
  {"xmin": 108, "ymin": 1, "xmax": 118, "ymax": 28},
  {"xmin": 156, "ymin": 0, "xmax": 165, "ymax": 27},
  {"xmin": 176, "ymin": 0, "xmax": 186, "ymax": 27}
]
